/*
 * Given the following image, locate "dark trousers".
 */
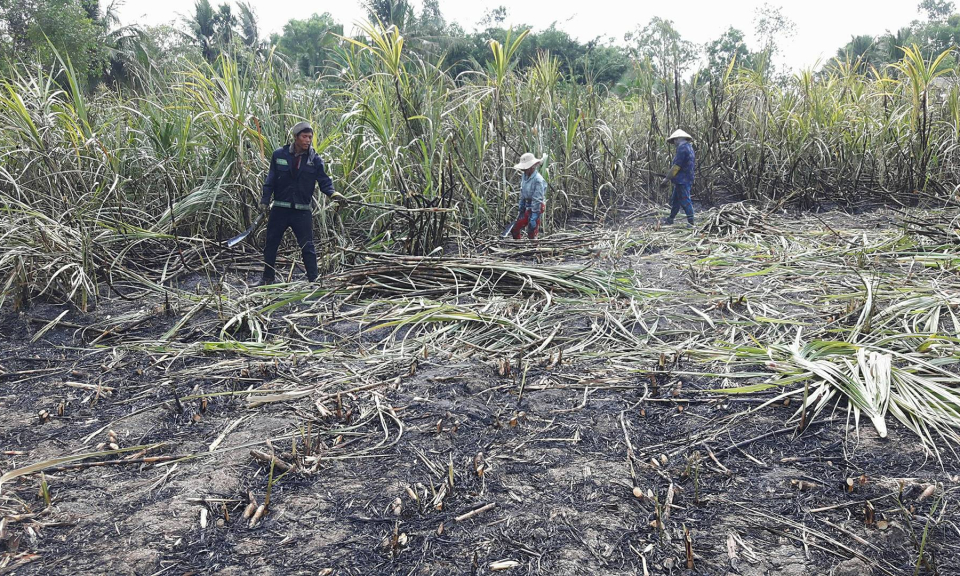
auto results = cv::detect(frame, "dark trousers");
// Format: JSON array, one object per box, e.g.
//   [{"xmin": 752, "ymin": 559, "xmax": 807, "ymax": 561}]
[
  {"xmin": 262, "ymin": 207, "xmax": 318, "ymax": 282},
  {"xmin": 667, "ymin": 183, "xmax": 695, "ymax": 224}
]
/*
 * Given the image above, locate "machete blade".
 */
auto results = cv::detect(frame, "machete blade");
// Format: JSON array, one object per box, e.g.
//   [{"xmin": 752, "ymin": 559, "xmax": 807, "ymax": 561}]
[{"xmin": 226, "ymin": 213, "xmax": 264, "ymax": 248}]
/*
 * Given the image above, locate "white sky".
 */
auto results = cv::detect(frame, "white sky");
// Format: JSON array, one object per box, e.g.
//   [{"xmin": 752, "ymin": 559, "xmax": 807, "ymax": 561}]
[{"xmin": 116, "ymin": 0, "xmax": 924, "ymax": 71}]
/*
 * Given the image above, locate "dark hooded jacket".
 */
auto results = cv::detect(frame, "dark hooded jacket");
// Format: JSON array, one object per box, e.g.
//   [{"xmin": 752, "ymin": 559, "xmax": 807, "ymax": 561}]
[{"xmin": 261, "ymin": 144, "xmax": 334, "ymax": 209}]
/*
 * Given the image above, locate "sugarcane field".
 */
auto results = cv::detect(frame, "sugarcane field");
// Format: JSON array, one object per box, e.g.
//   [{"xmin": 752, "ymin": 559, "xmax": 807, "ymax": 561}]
[{"xmin": 4, "ymin": 1, "xmax": 960, "ymax": 574}]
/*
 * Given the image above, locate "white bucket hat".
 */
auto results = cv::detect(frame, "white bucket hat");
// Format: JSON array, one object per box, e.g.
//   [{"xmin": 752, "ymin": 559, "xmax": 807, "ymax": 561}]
[
  {"xmin": 513, "ymin": 152, "xmax": 547, "ymax": 170},
  {"xmin": 666, "ymin": 129, "xmax": 693, "ymax": 144}
]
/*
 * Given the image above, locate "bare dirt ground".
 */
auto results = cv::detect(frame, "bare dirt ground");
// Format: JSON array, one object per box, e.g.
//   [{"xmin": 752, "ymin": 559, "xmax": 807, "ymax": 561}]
[{"xmin": 2, "ymin": 205, "xmax": 959, "ymax": 576}]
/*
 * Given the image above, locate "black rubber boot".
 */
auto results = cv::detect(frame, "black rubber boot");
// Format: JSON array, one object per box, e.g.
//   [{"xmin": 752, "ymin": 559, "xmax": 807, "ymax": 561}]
[{"xmin": 256, "ymin": 266, "xmax": 276, "ymax": 287}]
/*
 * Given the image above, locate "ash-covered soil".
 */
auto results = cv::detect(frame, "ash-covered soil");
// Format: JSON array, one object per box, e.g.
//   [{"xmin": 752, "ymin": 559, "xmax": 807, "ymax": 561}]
[{"xmin": 2, "ymin": 207, "xmax": 959, "ymax": 576}]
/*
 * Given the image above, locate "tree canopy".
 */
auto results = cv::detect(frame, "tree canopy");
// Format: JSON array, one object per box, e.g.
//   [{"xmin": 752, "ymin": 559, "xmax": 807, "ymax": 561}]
[
  {"xmin": 0, "ymin": 0, "xmax": 110, "ymax": 81},
  {"xmin": 5, "ymin": 0, "xmax": 959, "ymax": 93}
]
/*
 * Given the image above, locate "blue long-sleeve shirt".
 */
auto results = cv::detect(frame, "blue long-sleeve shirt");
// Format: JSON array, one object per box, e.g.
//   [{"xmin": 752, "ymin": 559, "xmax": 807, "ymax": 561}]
[
  {"xmin": 518, "ymin": 171, "xmax": 547, "ymax": 213},
  {"xmin": 669, "ymin": 141, "xmax": 695, "ymax": 186}
]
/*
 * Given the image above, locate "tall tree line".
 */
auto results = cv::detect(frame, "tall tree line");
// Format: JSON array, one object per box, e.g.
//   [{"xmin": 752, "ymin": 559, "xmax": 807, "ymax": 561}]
[{"xmin": 3, "ymin": 0, "xmax": 959, "ymax": 91}]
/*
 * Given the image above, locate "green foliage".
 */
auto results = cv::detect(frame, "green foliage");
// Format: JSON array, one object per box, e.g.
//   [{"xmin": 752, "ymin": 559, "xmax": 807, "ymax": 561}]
[
  {"xmin": 479, "ymin": 6, "xmax": 508, "ymax": 27},
  {"xmin": 523, "ymin": 25, "xmax": 628, "ymax": 86},
  {"xmin": 237, "ymin": 1, "xmax": 260, "ymax": 49},
  {"xmin": 364, "ymin": 0, "xmax": 411, "ymax": 30},
  {"xmin": 919, "ymin": 0, "xmax": 956, "ymax": 21},
  {"xmin": 0, "ymin": 0, "xmax": 107, "ymax": 83},
  {"xmin": 487, "ymin": 28, "xmax": 529, "ymax": 87},
  {"xmin": 753, "ymin": 2, "xmax": 796, "ymax": 57},
  {"xmin": 273, "ymin": 13, "xmax": 342, "ymax": 78},
  {"xmin": 444, "ymin": 25, "xmax": 628, "ymax": 88},
  {"xmin": 702, "ymin": 27, "xmax": 752, "ymax": 82},
  {"xmin": 185, "ymin": 0, "xmax": 255, "ymax": 62},
  {"xmin": 625, "ymin": 17, "xmax": 697, "ymax": 79},
  {"xmin": 832, "ymin": 1, "xmax": 960, "ymax": 71},
  {"xmin": 185, "ymin": 0, "xmax": 218, "ymax": 62}
]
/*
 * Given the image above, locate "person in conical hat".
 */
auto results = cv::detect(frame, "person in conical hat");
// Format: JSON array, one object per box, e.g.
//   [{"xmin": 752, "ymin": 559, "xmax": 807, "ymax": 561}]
[
  {"xmin": 509, "ymin": 152, "xmax": 548, "ymax": 239},
  {"xmin": 662, "ymin": 129, "xmax": 695, "ymax": 227}
]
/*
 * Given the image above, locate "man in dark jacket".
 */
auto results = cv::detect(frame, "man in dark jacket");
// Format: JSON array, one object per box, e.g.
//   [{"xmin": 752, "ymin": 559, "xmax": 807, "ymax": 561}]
[{"xmin": 259, "ymin": 121, "xmax": 345, "ymax": 284}]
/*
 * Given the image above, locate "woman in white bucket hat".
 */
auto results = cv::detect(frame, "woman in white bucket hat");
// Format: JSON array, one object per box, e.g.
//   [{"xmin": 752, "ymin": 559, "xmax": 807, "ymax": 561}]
[
  {"xmin": 662, "ymin": 129, "xmax": 695, "ymax": 227},
  {"xmin": 509, "ymin": 152, "xmax": 548, "ymax": 239}
]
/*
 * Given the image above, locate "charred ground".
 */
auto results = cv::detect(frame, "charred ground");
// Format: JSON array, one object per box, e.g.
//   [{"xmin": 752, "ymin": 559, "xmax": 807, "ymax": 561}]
[{"xmin": 2, "ymin": 205, "xmax": 959, "ymax": 576}]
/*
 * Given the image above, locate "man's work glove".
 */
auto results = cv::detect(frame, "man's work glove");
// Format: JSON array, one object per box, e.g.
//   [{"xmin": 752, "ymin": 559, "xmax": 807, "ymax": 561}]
[
  {"xmin": 259, "ymin": 202, "xmax": 271, "ymax": 215},
  {"xmin": 330, "ymin": 191, "xmax": 348, "ymax": 209}
]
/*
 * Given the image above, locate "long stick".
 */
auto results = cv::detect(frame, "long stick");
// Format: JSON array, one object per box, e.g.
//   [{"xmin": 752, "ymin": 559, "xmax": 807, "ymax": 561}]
[
  {"xmin": 346, "ymin": 199, "xmax": 456, "ymax": 214},
  {"xmin": 455, "ymin": 502, "xmax": 496, "ymax": 522},
  {"xmin": 41, "ymin": 455, "xmax": 178, "ymax": 473}
]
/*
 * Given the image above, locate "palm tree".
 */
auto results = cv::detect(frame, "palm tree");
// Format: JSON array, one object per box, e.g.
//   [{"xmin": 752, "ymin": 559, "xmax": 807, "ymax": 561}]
[
  {"xmin": 94, "ymin": 0, "xmax": 150, "ymax": 87},
  {"xmin": 102, "ymin": 26, "xmax": 149, "ymax": 87},
  {"xmin": 237, "ymin": 1, "xmax": 261, "ymax": 51},
  {"xmin": 846, "ymin": 35, "xmax": 877, "ymax": 73},
  {"xmin": 213, "ymin": 3, "xmax": 237, "ymax": 47},
  {"xmin": 186, "ymin": 0, "xmax": 218, "ymax": 62},
  {"xmin": 883, "ymin": 27, "xmax": 911, "ymax": 64},
  {"xmin": 364, "ymin": 0, "xmax": 411, "ymax": 30}
]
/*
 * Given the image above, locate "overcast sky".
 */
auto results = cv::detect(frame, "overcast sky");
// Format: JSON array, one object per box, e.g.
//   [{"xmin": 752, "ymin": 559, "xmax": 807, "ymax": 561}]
[{"xmin": 116, "ymin": 0, "xmax": 924, "ymax": 71}]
